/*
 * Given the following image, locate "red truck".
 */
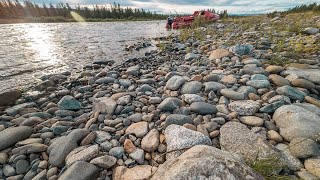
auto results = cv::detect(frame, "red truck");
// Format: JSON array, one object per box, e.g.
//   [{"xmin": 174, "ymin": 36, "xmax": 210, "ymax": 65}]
[{"xmin": 166, "ymin": 10, "xmax": 220, "ymax": 29}]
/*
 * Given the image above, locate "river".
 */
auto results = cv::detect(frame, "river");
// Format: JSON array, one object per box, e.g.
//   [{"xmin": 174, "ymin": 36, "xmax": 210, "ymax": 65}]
[{"xmin": 0, "ymin": 20, "xmax": 174, "ymax": 92}]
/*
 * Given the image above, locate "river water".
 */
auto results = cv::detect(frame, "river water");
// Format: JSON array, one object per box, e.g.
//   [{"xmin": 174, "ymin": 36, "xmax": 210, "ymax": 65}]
[{"xmin": 0, "ymin": 20, "xmax": 173, "ymax": 92}]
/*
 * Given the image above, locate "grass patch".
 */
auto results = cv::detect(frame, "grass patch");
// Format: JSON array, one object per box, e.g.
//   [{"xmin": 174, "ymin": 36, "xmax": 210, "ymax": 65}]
[{"xmin": 249, "ymin": 157, "xmax": 292, "ymax": 180}]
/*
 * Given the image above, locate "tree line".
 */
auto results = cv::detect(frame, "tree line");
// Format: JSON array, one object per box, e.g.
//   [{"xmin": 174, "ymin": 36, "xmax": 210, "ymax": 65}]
[
  {"xmin": 268, "ymin": 3, "xmax": 320, "ymax": 17},
  {"xmin": 0, "ymin": 0, "xmax": 167, "ymax": 20}
]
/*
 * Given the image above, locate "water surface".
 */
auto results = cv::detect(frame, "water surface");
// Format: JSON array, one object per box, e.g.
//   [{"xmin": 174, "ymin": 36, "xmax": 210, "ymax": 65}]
[{"xmin": 0, "ymin": 20, "xmax": 172, "ymax": 92}]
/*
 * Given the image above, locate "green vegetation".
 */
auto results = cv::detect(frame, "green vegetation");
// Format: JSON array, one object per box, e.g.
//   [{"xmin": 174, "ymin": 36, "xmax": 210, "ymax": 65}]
[
  {"xmin": 0, "ymin": 0, "xmax": 166, "ymax": 23},
  {"xmin": 268, "ymin": 2, "xmax": 320, "ymax": 17},
  {"xmin": 249, "ymin": 157, "xmax": 293, "ymax": 180}
]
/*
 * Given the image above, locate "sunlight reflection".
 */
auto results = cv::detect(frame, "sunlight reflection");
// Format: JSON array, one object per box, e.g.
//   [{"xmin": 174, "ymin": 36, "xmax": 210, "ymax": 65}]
[
  {"xmin": 23, "ymin": 24, "xmax": 59, "ymax": 66},
  {"xmin": 71, "ymin": 11, "xmax": 86, "ymax": 22}
]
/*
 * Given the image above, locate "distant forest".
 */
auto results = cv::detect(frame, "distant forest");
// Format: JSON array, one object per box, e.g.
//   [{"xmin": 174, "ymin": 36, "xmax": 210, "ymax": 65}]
[
  {"xmin": 268, "ymin": 3, "xmax": 320, "ymax": 17},
  {"xmin": 0, "ymin": 0, "xmax": 167, "ymax": 21}
]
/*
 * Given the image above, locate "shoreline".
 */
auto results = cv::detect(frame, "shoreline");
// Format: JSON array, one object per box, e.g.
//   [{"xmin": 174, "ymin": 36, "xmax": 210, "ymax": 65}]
[{"xmin": 0, "ymin": 13, "xmax": 320, "ymax": 179}]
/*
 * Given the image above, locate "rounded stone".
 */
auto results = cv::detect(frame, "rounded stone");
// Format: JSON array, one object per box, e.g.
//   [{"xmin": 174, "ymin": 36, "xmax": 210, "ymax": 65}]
[{"xmin": 239, "ymin": 116, "xmax": 264, "ymax": 126}]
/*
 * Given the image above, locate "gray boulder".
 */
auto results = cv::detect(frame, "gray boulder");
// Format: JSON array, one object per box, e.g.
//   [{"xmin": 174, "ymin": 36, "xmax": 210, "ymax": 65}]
[
  {"xmin": 58, "ymin": 161, "xmax": 99, "ymax": 180},
  {"xmin": 181, "ymin": 81, "xmax": 202, "ymax": 94},
  {"xmin": 220, "ymin": 122, "xmax": 281, "ymax": 162},
  {"xmin": 273, "ymin": 105, "xmax": 320, "ymax": 141},
  {"xmin": 92, "ymin": 97, "xmax": 117, "ymax": 114},
  {"xmin": 151, "ymin": 145, "xmax": 263, "ymax": 180},
  {"xmin": 58, "ymin": 95, "xmax": 82, "ymax": 110},
  {"xmin": 165, "ymin": 114, "xmax": 193, "ymax": 128},
  {"xmin": 189, "ymin": 102, "xmax": 217, "ymax": 115},
  {"xmin": 276, "ymin": 85, "xmax": 306, "ymax": 101},
  {"xmin": 157, "ymin": 97, "xmax": 181, "ymax": 111},
  {"xmin": 48, "ymin": 129, "xmax": 89, "ymax": 167},
  {"xmin": 0, "ymin": 126, "xmax": 33, "ymax": 151},
  {"xmin": 165, "ymin": 125, "xmax": 212, "ymax": 160},
  {"xmin": 166, "ymin": 76, "xmax": 185, "ymax": 91}
]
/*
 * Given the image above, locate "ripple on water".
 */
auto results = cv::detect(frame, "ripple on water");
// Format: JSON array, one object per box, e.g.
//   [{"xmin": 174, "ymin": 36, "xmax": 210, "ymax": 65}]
[{"xmin": 0, "ymin": 21, "xmax": 174, "ymax": 92}]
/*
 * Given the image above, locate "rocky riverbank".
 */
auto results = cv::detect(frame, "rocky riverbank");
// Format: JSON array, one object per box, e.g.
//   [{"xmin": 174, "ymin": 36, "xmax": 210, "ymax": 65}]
[{"xmin": 0, "ymin": 14, "xmax": 320, "ymax": 180}]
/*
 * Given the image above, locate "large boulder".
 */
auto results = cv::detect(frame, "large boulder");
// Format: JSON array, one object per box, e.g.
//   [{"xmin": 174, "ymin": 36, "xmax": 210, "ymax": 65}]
[
  {"xmin": 273, "ymin": 105, "xmax": 320, "ymax": 141},
  {"xmin": 282, "ymin": 68, "xmax": 320, "ymax": 84},
  {"xmin": 58, "ymin": 161, "xmax": 99, "ymax": 180},
  {"xmin": 0, "ymin": 90, "xmax": 21, "ymax": 106},
  {"xmin": 0, "ymin": 126, "xmax": 33, "ymax": 151},
  {"xmin": 165, "ymin": 125, "xmax": 212, "ymax": 160},
  {"xmin": 48, "ymin": 129, "xmax": 89, "ymax": 167},
  {"xmin": 113, "ymin": 165, "xmax": 157, "ymax": 180},
  {"xmin": 220, "ymin": 122, "xmax": 281, "ymax": 162},
  {"xmin": 151, "ymin": 145, "xmax": 263, "ymax": 180}
]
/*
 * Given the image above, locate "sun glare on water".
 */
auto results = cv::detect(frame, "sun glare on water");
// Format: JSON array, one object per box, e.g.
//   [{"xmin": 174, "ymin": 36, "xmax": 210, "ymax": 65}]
[{"xmin": 23, "ymin": 24, "xmax": 59, "ymax": 66}]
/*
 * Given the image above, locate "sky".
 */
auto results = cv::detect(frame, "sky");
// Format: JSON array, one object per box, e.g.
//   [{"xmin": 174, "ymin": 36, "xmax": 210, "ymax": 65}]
[{"xmin": 36, "ymin": 0, "xmax": 320, "ymax": 14}]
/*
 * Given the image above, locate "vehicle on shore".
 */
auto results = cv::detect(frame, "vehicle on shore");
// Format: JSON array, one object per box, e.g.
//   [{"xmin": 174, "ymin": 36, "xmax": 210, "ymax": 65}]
[{"xmin": 166, "ymin": 10, "xmax": 220, "ymax": 29}]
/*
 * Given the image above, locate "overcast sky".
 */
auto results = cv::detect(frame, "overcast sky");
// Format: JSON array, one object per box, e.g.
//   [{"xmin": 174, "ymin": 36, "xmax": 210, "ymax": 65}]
[{"xmin": 36, "ymin": 0, "xmax": 319, "ymax": 14}]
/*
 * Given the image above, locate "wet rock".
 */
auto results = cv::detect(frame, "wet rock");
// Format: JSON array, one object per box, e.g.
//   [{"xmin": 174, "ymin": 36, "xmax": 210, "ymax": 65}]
[
  {"xmin": 228, "ymin": 100, "xmax": 260, "ymax": 115},
  {"xmin": 165, "ymin": 125, "xmax": 212, "ymax": 160},
  {"xmin": 92, "ymin": 97, "xmax": 117, "ymax": 114},
  {"xmin": 181, "ymin": 81, "xmax": 202, "ymax": 94},
  {"xmin": 289, "ymin": 138, "xmax": 320, "ymax": 158},
  {"xmin": 151, "ymin": 145, "xmax": 263, "ymax": 180},
  {"xmin": 125, "ymin": 122, "xmax": 148, "ymax": 138},
  {"xmin": 0, "ymin": 126, "xmax": 33, "ymax": 151},
  {"xmin": 166, "ymin": 76, "xmax": 185, "ymax": 91},
  {"xmin": 157, "ymin": 97, "xmax": 181, "ymax": 111},
  {"xmin": 57, "ymin": 95, "xmax": 82, "ymax": 110},
  {"xmin": 189, "ymin": 102, "xmax": 217, "ymax": 115},
  {"xmin": 90, "ymin": 155, "xmax": 117, "ymax": 169},
  {"xmin": 273, "ymin": 105, "xmax": 320, "ymax": 141},
  {"xmin": 58, "ymin": 161, "xmax": 99, "ymax": 180},
  {"xmin": 220, "ymin": 122, "xmax": 281, "ymax": 162},
  {"xmin": 0, "ymin": 90, "xmax": 21, "ymax": 106}
]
